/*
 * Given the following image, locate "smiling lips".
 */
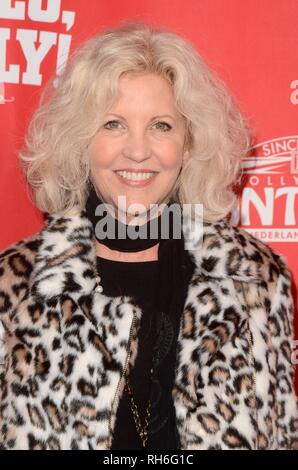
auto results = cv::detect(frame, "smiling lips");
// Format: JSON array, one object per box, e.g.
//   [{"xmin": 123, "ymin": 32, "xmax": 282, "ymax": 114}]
[{"xmin": 114, "ymin": 169, "xmax": 158, "ymax": 187}]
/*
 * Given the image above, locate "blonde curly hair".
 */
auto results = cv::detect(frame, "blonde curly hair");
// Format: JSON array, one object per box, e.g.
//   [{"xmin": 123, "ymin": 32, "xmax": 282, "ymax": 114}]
[{"xmin": 19, "ymin": 19, "xmax": 251, "ymax": 221}]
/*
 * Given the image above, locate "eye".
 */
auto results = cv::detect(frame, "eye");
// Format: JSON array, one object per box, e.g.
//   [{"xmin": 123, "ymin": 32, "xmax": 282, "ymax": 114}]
[
  {"xmin": 103, "ymin": 120, "xmax": 172, "ymax": 131},
  {"xmin": 153, "ymin": 121, "xmax": 172, "ymax": 132},
  {"xmin": 103, "ymin": 120, "xmax": 122, "ymax": 129}
]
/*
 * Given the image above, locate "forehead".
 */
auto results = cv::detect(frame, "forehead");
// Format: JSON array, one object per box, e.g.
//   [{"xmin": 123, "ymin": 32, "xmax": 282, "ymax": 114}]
[{"xmin": 108, "ymin": 72, "xmax": 181, "ymax": 117}]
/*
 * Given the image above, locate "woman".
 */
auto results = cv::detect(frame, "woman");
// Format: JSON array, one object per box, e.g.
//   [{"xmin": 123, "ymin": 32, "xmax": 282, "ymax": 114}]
[{"xmin": 0, "ymin": 20, "xmax": 297, "ymax": 450}]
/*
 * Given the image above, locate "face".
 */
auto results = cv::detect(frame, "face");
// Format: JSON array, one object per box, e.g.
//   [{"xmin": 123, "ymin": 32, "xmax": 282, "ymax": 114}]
[{"xmin": 87, "ymin": 72, "xmax": 189, "ymax": 223}]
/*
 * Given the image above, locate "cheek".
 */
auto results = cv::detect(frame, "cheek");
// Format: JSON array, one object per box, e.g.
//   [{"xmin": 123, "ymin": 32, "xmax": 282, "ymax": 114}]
[
  {"xmin": 157, "ymin": 140, "xmax": 185, "ymax": 169},
  {"xmin": 88, "ymin": 137, "xmax": 115, "ymax": 169},
  {"xmin": 159, "ymin": 150, "xmax": 184, "ymax": 171}
]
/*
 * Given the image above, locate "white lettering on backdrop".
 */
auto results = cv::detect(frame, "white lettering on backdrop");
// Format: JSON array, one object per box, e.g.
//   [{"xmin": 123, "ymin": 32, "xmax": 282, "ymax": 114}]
[{"xmin": 0, "ymin": 0, "xmax": 76, "ymax": 86}]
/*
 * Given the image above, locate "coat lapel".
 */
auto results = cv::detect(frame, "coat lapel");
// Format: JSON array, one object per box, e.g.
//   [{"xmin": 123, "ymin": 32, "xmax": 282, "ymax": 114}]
[{"xmin": 25, "ymin": 211, "xmax": 143, "ymax": 448}]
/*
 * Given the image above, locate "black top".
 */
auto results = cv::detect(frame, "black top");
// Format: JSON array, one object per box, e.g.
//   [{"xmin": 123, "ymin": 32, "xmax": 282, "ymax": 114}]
[{"xmin": 96, "ymin": 255, "xmax": 182, "ymax": 450}]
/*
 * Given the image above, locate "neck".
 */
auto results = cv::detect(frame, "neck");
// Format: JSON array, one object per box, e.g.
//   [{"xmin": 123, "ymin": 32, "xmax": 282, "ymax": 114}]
[{"xmin": 95, "ymin": 240, "xmax": 160, "ymax": 262}]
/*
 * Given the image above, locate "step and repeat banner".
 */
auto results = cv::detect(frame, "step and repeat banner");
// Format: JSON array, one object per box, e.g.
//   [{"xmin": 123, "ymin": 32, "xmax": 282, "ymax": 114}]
[{"xmin": 0, "ymin": 0, "xmax": 297, "ymax": 389}]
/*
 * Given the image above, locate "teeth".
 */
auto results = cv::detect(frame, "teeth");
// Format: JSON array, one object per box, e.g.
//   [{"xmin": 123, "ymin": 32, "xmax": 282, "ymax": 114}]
[{"xmin": 116, "ymin": 171, "xmax": 155, "ymax": 181}]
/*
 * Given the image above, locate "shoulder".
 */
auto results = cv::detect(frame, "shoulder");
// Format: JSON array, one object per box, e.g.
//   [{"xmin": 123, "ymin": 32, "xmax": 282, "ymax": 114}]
[
  {"xmin": 0, "ymin": 232, "xmax": 42, "ymax": 262},
  {"xmin": 195, "ymin": 218, "xmax": 289, "ymax": 285},
  {"xmin": 0, "ymin": 231, "xmax": 42, "ymax": 316},
  {"xmin": 0, "ymin": 231, "xmax": 42, "ymax": 274},
  {"xmin": 228, "ymin": 224, "xmax": 294, "ymax": 327},
  {"xmin": 231, "ymin": 223, "xmax": 292, "ymax": 278}
]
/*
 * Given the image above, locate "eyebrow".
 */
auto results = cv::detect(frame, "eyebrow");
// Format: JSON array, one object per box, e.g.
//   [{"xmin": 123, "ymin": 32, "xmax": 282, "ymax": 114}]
[{"xmin": 106, "ymin": 113, "xmax": 176, "ymax": 122}]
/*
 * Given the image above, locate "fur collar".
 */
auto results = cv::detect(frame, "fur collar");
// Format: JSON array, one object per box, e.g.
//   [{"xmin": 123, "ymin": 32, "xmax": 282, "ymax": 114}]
[{"xmin": 29, "ymin": 209, "xmax": 270, "ymax": 302}]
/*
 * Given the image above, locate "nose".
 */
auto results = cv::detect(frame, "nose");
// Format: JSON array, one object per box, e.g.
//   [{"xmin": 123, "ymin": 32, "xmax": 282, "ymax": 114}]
[{"xmin": 122, "ymin": 131, "xmax": 152, "ymax": 163}]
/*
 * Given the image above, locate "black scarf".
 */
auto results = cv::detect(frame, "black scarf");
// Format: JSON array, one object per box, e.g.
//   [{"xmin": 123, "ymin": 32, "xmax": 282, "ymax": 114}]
[
  {"xmin": 84, "ymin": 185, "xmax": 195, "ymax": 311},
  {"xmin": 84, "ymin": 185, "xmax": 196, "ymax": 448}
]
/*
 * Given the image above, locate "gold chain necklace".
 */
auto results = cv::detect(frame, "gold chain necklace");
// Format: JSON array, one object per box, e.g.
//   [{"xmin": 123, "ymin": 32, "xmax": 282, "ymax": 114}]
[{"xmin": 125, "ymin": 373, "xmax": 152, "ymax": 448}]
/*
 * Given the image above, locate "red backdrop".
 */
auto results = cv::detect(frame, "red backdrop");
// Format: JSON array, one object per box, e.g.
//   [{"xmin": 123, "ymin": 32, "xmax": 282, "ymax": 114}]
[{"xmin": 0, "ymin": 0, "xmax": 297, "ymax": 390}]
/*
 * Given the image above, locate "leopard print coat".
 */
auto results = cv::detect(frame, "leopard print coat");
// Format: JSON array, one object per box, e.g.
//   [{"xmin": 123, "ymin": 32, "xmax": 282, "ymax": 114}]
[{"xmin": 0, "ymin": 210, "xmax": 297, "ymax": 450}]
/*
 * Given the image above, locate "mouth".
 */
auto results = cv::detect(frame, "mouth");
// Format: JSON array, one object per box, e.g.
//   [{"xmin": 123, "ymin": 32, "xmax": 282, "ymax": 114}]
[{"xmin": 114, "ymin": 170, "xmax": 158, "ymax": 187}]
